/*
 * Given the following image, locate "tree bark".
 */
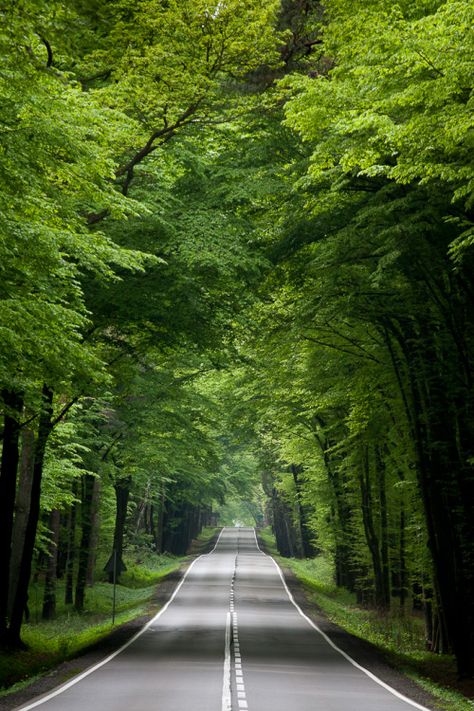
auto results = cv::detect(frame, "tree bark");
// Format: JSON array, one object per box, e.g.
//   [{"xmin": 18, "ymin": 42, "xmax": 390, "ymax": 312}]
[
  {"xmin": 146, "ymin": 504, "xmax": 154, "ymax": 537},
  {"xmin": 392, "ymin": 317, "xmax": 474, "ymax": 676},
  {"xmin": 42, "ymin": 509, "xmax": 60, "ymax": 620},
  {"xmin": 64, "ymin": 485, "xmax": 78, "ymax": 605},
  {"xmin": 271, "ymin": 487, "xmax": 298, "ymax": 558},
  {"xmin": 0, "ymin": 390, "xmax": 24, "ymax": 641},
  {"xmin": 291, "ymin": 464, "xmax": 315, "ymax": 557},
  {"xmin": 311, "ymin": 420, "xmax": 356, "ymax": 591},
  {"xmin": 105, "ymin": 477, "xmax": 130, "ymax": 584},
  {"xmin": 85, "ymin": 477, "xmax": 101, "ymax": 586},
  {"xmin": 359, "ymin": 445, "xmax": 389, "ymax": 610},
  {"xmin": 7, "ymin": 427, "xmax": 34, "ymax": 621},
  {"xmin": 75, "ymin": 473, "xmax": 97, "ymax": 612},
  {"xmin": 398, "ymin": 505, "xmax": 407, "ymax": 611},
  {"xmin": 8, "ymin": 385, "xmax": 53, "ymax": 647},
  {"xmin": 154, "ymin": 485, "xmax": 165, "ymax": 553},
  {"xmin": 375, "ymin": 447, "xmax": 391, "ymax": 607}
]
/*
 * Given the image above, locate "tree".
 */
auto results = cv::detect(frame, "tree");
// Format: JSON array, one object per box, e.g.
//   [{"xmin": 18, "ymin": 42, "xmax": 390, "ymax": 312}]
[{"xmin": 239, "ymin": 0, "xmax": 474, "ymax": 675}]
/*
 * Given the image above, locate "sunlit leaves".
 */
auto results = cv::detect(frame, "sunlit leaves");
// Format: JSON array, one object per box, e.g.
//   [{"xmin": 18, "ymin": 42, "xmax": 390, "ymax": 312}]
[{"xmin": 283, "ymin": 0, "xmax": 474, "ymax": 228}]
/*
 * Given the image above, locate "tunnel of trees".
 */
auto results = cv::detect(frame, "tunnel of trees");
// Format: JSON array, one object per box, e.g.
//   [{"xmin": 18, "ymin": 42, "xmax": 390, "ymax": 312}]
[{"xmin": 0, "ymin": 0, "xmax": 473, "ymax": 681}]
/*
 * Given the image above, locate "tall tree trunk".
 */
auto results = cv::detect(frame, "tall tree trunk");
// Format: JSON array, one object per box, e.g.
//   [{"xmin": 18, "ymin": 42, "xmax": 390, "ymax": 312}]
[
  {"xmin": 105, "ymin": 477, "xmax": 131, "ymax": 584},
  {"xmin": 195, "ymin": 506, "xmax": 202, "ymax": 540},
  {"xmin": 271, "ymin": 487, "xmax": 297, "ymax": 557},
  {"xmin": 398, "ymin": 505, "xmax": 407, "ymax": 611},
  {"xmin": 85, "ymin": 477, "xmax": 101, "ymax": 586},
  {"xmin": 65, "ymin": 484, "xmax": 78, "ymax": 605},
  {"xmin": 7, "ymin": 427, "xmax": 34, "ymax": 621},
  {"xmin": 312, "ymin": 421, "xmax": 355, "ymax": 591},
  {"xmin": 75, "ymin": 473, "xmax": 97, "ymax": 612},
  {"xmin": 375, "ymin": 448, "xmax": 391, "ymax": 607},
  {"xmin": 134, "ymin": 481, "xmax": 150, "ymax": 536},
  {"xmin": 394, "ymin": 318, "xmax": 474, "ymax": 676},
  {"xmin": 164, "ymin": 503, "xmax": 188, "ymax": 555},
  {"xmin": 0, "ymin": 390, "xmax": 24, "ymax": 641},
  {"xmin": 42, "ymin": 509, "xmax": 60, "ymax": 620},
  {"xmin": 147, "ymin": 504, "xmax": 154, "ymax": 537},
  {"xmin": 291, "ymin": 464, "xmax": 315, "ymax": 557},
  {"xmin": 154, "ymin": 484, "xmax": 165, "ymax": 553},
  {"xmin": 359, "ymin": 445, "xmax": 389, "ymax": 610},
  {"xmin": 8, "ymin": 385, "xmax": 53, "ymax": 647}
]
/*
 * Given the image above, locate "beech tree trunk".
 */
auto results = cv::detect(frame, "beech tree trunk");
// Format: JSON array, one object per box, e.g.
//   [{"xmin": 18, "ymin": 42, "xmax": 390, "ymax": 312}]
[
  {"xmin": 65, "ymin": 486, "xmax": 78, "ymax": 606},
  {"xmin": 271, "ymin": 487, "xmax": 299, "ymax": 558},
  {"xmin": 390, "ymin": 317, "xmax": 474, "ymax": 676},
  {"xmin": 154, "ymin": 485, "xmax": 165, "ymax": 552},
  {"xmin": 85, "ymin": 477, "xmax": 101, "ymax": 586},
  {"xmin": 75, "ymin": 473, "xmax": 97, "ymax": 612},
  {"xmin": 312, "ymin": 421, "xmax": 356, "ymax": 591},
  {"xmin": 105, "ymin": 477, "xmax": 131, "ymax": 584},
  {"xmin": 42, "ymin": 509, "xmax": 61, "ymax": 620},
  {"xmin": 8, "ymin": 385, "xmax": 53, "ymax": 647},
  {"xmin": 291, "ymin": 464, "xmax": 315, "ymax": 557},
  {"xmin": 375, "ymin": 447, "xmax": 391, "ymax": 607},
  {"xmin": 398, "ymin": 505, "xmax": 407, "ymax": 610},
  {"xmin": 7, "ymin": 427, "xmax": 34, "ymax": 622},
  {"xmin": 147, "ymin": 504, "xmax": 154, "ymax": 537},
  {"xmin": 359, "ymin": 446, "xmax": 390, "ymax": 610},
  {"xmin": 0, "ymin": 390, "xmax": 24, "ymax": 641}
]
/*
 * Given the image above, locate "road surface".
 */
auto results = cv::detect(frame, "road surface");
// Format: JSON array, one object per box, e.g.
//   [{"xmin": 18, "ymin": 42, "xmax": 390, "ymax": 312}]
[{"xmin": 17, "ymin": 528, "xmax": 431, "ymax": 711}]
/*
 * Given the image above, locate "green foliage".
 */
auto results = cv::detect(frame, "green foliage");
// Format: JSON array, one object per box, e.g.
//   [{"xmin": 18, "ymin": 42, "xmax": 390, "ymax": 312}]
[
  {"xmin": 283, "ymin": 0, "xmax": 474, "ymax": 250},
  {"xmin": 41, "ymin": 412, "xmax": 92, "ymax": 514},
  {"xmin": 76, "ymin": 0, "xmax": 281, "ymax": 118},
  {"xmin": 258, "ymin": 527, "xmax": 279, "ymax": 557},
  {"xmin": 0, "ymin": 1, "xmax": 149, "ymax": 393}
]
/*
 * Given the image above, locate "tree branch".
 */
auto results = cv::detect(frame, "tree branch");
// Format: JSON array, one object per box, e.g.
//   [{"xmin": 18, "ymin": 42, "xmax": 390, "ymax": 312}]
[
  {"xmin": 302, "ymin": 334, "xmax": 382, "ymax": 363},
  {"xmin": 50, "ymin": 396, "xmax": 81, "ymax": 429},
  {"xmin": 38, "ymin": 35, "xmax": 53, "ymax": 67},
  {"xmin": 116, "ymin": 98, "xmax": 205, "ymax": 196},
  {"xmin": 101, "ymin": 431, "xmax": 124, "ymax": 462}
]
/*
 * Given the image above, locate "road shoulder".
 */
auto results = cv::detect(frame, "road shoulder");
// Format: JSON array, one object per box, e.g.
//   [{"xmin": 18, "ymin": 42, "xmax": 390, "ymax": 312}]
[{"xmin": 270, "ymin": 552, "xmax": 445, "ymax": 711}]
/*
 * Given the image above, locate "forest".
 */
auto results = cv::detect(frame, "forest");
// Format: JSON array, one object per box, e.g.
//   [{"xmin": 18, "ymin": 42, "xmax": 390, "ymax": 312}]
[{"xmin": 0, "ymin": 0, "xmax": 473, "ymax": 694}]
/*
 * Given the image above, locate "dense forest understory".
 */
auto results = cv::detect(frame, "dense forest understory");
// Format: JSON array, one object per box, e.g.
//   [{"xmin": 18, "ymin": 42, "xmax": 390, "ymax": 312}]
[{"xmin": 0, "ymin": 0, "xmax": 473, "ymax": 697}]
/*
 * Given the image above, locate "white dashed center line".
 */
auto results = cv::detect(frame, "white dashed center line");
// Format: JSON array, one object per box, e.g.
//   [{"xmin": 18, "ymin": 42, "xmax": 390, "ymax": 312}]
[
  {"xmin": 222, "ymin": 540, "xmax": 248, "ymax": 711},
  {"xmin": 223, "ymin": 534, "xmax": 248, "ymax": 711},
  {"xmin": 231, "ymin": 549, "xmax": 249, "ymax": 711},
  {"xmin": 222, "ymin": 611, "xmax": 232, "ymax": 711}
]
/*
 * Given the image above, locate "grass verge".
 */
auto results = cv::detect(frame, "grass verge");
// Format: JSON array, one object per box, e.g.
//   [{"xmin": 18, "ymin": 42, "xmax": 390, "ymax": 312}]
[{"xmin": 258, "ymin": 527, "xmax": 474, "ymax": 711}]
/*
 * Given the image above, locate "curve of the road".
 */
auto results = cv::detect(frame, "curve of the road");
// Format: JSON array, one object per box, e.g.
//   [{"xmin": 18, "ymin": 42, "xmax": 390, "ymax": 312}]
[{"xmin": 16, "ymin": 528, "xmax": 434, "ymax": 711}]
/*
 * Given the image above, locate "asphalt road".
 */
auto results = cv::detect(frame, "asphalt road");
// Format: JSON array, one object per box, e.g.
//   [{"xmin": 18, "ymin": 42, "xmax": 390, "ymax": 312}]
[{"xmin": 18, "ymin": 528, "xmax": 432, "ymax": 711}]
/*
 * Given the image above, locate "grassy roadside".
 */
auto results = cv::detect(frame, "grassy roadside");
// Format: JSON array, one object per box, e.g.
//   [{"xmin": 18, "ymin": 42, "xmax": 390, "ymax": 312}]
[
  {"xmin": 0, "ymin": 527, "xmax": 219, "ymax": 695},
  {"xmin": 258, "ymin": 527, "xmax": 474, "ymax": 711}
]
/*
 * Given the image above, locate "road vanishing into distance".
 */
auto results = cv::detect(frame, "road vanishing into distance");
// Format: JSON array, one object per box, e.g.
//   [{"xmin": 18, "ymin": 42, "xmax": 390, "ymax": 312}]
[{"xmin": 17, "ymin": 528, "xmax": 431, "ymax": 711}]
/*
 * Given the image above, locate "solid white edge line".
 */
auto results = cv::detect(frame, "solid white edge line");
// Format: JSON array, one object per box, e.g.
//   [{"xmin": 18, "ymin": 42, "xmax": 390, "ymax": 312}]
[
  {"xmin": 222, "ymin": 612, "xmax": 232, "ymax": 711},
  {"xmin": 252, "ymin": 529, "xmax": 433, "ymax": 711},
  {"xmin": 16, "ymin": 528, "xmax": 227, "ymax": 711}
]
